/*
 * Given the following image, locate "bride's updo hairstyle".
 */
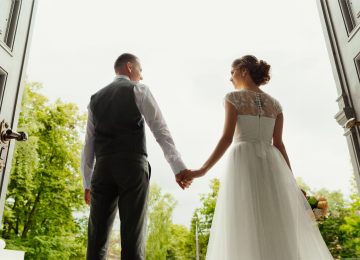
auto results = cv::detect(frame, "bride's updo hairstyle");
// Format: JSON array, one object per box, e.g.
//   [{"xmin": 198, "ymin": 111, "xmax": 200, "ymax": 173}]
[{"xmin": 232, "ymin": 55, "xmax": 271, "ymax": 86}]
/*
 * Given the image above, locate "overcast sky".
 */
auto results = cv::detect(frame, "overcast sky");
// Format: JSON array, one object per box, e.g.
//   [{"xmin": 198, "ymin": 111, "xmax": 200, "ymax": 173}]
[{"xmin": 26, "ymin": 0, "xmax": 355, "ymax": 227}]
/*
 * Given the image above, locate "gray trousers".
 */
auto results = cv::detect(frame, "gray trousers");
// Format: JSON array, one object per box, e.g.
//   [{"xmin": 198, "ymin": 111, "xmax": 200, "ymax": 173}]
[{"xmin": 86, "ymin": 154, "xmax": 151, "ymax": 260}]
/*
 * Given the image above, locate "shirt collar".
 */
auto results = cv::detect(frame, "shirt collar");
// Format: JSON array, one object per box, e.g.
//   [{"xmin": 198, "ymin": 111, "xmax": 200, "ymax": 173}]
[{"xmin": 114, "ymin": 74, "xmax": 130, "ymax": 81}]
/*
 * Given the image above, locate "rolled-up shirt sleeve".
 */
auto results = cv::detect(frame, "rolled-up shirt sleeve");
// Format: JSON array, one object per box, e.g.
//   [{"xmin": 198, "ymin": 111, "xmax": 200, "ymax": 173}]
[
  {"xmin": 80, "ymin": 105, "xmax": 95, "ymax": 190},
  {"xmin": 134, "ymin": 83, "xmax": 186, "ymax": 175}
]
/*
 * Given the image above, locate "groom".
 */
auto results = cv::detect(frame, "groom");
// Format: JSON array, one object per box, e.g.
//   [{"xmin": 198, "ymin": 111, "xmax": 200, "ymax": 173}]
[{"xmin": 81, "ymin": 53, "xmax": 192, "ymax": 260}]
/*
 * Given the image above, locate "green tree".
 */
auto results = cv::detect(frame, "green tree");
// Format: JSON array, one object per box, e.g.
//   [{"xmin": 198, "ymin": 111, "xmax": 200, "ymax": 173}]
[
  {"xmin": 166, "ymin": 224, "xmax": 192, "ymax": 260},
  {"xmin": 280, "ymin": 176, "xmax": 360, "ymax": 259},
  {"xmin": 304, "ymin": 178, "xmax": 360, "ymax": 259},
  {"xmin": 339, "ymin": 190, "xmax": 360, "ymax": 258},
  {"xmin": 342, "ymin": 179, "xmax": 360, "ymax": 256},
  {"xmin": 146, "ymin": 184, "xmax": 177, "ymax": 260},
  {"xmin": 1, "ymin": 82, "xmax": 87, "ymax": 259},
  {"xmin": 188, "ymin": 178, "xmax": 219, "ymax": 260},
  {"xmin": 315, "ymin": 188, "xmax": 348, "ymax": 258}
]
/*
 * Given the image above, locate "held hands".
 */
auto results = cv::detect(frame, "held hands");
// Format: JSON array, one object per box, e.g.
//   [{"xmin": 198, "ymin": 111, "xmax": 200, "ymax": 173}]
[
  {"xmin": 175, "ymin": 168, "xmax": 207, "ymax": 190},
  {"xmin": 85, "ymin": 169, "xmax": 206, "ymax": 202},
  {"xmin": 183, "ymin": 168, "xmax": 206, "ymax": 183},
  {"xmin": 176, "ymin": 169, "xmax": 193, "ymax": 189}
]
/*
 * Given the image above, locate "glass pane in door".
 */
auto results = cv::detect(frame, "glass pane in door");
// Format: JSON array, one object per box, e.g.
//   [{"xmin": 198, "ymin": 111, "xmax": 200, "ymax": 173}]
[{"xmin": 0, "ymin": 0, "xmax": 21, "ymax": 49}]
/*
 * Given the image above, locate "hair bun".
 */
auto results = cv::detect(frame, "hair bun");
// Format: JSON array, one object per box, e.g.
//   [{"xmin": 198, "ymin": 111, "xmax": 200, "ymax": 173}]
[
  {"xmin": 232, "ymin": 55, "xmax": 271, "ymax": 86},
  {"xmin": 259, "ymin": 60, "xmax": 271, "ymax": 85},
  {"xmin": 257, "ymin": 60, "xmax": 271, "ymax": 85}
]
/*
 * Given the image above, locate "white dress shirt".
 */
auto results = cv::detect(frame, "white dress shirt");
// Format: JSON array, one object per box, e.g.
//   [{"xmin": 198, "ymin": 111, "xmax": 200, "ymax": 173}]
[{"xmin": 80, "ymin": 75, "xmax": 186, "ymax": 190}]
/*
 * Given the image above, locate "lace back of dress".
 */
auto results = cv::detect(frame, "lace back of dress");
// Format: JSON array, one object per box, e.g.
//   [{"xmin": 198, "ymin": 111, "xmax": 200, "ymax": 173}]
[{"xmin": 225, "ymin": 90, "xmax": 282, "ymax": 119}]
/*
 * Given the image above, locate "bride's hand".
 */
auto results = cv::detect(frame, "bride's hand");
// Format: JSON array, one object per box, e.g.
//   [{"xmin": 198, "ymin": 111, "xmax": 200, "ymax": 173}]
[{"xmin": 185, "ymin": 168, "xmax": 206, "ymax": 181}]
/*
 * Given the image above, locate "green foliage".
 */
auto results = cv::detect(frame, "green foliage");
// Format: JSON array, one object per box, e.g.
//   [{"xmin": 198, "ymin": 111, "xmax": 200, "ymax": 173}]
[
  {"xmin": 305, "ymin": 178, "xmax": 360, "ymax": 259},
  {"xmin": 166, "ymin": 224, "xmax": 192, "ymax": 260},
  {"xmin": 146, "ymin": 184, "xmax": 177, "ymax": 260},
  {"xmin": 316, "ymin": 188, "xmax": 349, "ymax": 258},
  {"xmin": 188, "ymin": 179, "xmax": 219, "ymax": 260},
  {"xmin": 1, "ymin": 82, "xmax": 87, "ymax": 259},
  {"xmin": 339, "ymin": 193, "xmax": 360, "ymax": 258}
]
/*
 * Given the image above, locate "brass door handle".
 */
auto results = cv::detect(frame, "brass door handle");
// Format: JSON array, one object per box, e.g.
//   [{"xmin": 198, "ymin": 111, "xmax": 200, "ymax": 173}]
[{"xmin": 343, "ymin": 118, "xmax": 360, "ymax": 129}]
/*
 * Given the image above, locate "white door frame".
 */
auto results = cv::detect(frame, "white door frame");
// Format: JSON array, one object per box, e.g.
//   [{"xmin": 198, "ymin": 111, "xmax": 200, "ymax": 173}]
[
  {"xmin": 317, "ymin": 0, "xmax": 360, "ymax": 194},
  {"xmin": 0, "ymin": 0, "xmax": 38, "ymax": 224}
]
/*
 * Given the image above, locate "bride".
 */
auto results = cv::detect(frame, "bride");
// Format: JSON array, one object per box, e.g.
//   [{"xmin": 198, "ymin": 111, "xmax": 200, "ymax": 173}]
[{"xmin": 183, "ymin": 55, "xmax": 334, "ymax": 259}]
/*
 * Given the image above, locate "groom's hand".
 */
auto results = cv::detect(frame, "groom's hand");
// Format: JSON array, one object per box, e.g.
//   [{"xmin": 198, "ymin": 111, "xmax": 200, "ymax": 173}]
[
  {"xmin": 84, "ymin": 189, "xmax": 91, "ymax": 205},
  {"xmin": 176, "ymin": 170, "xmax": 193, "ymax": 190}
]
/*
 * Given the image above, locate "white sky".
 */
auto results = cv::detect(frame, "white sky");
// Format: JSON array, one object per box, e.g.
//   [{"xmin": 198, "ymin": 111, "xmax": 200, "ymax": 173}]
[{"xmin": 26, "ymin": 0, "xmax": 355, "ymax": 227}]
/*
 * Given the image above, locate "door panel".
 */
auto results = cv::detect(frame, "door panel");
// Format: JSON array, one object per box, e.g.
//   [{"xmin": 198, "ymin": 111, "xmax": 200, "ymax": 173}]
[
  {"xmin": 0, "ymin": 0, "xmax": 37, "ymax": 224},
  {"xmin": 0, "ymin": 0, "xmax": 21, "ymax": 49},
  {"xmin": 317, "ymin": 0, "xmax": 360, "ymax": 193}
]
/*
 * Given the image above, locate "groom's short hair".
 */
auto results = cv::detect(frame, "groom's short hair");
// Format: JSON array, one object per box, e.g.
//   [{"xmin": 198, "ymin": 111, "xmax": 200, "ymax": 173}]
[{"xmin": 114, "ymin": 53, "xmax": 138, "ymax": 70}]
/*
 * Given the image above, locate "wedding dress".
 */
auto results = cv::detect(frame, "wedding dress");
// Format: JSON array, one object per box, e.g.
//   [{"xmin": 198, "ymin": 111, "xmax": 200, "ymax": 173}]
[{"xmin": 206, "ymin": 89, "xmax": 334, "ymax": 260}]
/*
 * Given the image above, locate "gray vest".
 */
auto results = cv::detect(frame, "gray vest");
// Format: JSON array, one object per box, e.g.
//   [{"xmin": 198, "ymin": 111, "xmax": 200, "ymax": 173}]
[{"xmin": 90, "ymin": 78, "xmax": 147, "ymax": 157}]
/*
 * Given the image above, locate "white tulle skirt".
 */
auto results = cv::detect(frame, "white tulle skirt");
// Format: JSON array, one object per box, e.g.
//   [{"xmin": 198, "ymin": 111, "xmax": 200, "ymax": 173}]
[{"xmin": 206, "ymin": 142, "xmax": 334, "ymax": 260}]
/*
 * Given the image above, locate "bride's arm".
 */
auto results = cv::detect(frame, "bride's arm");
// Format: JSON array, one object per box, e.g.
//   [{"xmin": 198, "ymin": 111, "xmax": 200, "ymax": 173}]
[
  {"xmin": 273, "ymin": 113, "xmax": 292, "ymax": 171},
  {"xmin": 189, "ymin": 101, "xmax": 237, "ymax": 178}
]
